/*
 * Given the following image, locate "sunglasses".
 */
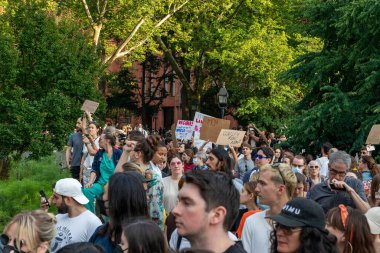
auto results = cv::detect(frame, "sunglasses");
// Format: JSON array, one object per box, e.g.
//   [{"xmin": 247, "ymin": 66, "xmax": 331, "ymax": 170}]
[
  {"xmin": 309, "ymin": 165, "xmax": 319, "ymax": 169},
  {"xmin": 254, "ymin": 154, "xmax": 268, "ymax": 160},
  {"xmin": 0, "ymin": 234, "xmax": 26, "ymax": 253},
  {"xmin": 274, "ymin": 223, "xmax": 302, "ymax": 236}
]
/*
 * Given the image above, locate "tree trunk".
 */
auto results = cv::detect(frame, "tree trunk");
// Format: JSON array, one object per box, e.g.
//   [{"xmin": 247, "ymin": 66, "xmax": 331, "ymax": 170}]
[
  {"xmin": 141, "ymin": 61, "xmax": 147, "ymax": 127},
  {"xmin": 0, "ymin": 157, "xmax": 10, "ymax": 180},
  {"xmin": 93, "ymin": 24, "xmax": 102, "ymax": 46}
]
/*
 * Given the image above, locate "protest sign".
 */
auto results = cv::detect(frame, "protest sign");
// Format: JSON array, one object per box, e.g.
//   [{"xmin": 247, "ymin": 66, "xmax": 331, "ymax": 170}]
[
  {"xmin": 175, "ymin": 120, "xmax": 194, "ymax": 140},
  {"xmin": 81, "ymin": 100, "xmax": 99, "ymax": 114},
  {"xmin": 200, "ymin": 117, "xmax": 231, "ymax": 143},
  {"xmin": 193, "ymin": 112, "xmax": 213, "ymax": 149},
  {"xmin": 366, "ymin": 125, "xmax": 380, "ymax": 145},
  {"xmin": 216, "ymin": 129, "xmax": 246, "ymax": 147}
]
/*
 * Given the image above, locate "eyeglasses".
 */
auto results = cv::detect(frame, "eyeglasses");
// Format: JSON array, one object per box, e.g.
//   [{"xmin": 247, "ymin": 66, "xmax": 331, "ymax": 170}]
[
  {"xmin": 254, "ymin": 154, "xmax": 268, "ymax": 160},
  {"xmin": 0, "ymin": 234, "xmax": 27, "ymax": 253},
  {"xmin": 329, "ymin": 168, "xmax": 346, "ymax": 177},
  {"xmin": 170, "ymin": 161, "xmax": 182, "ymax": 166},
  {"xmin": 274, "ymin": 223, "xmax": 302, "ymax": 235}
]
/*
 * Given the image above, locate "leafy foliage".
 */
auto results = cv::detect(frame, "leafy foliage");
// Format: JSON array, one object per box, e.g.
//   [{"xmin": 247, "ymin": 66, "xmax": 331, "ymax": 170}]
[
  {"xmin": 286, "ymin": 0, "xmax": 380, "ymax": 153},
  {"xmin": 162, "ymin": 0, "xmax": 318, "ymax": 128},
  {"xmin": 0, "ymin": 1, "xmax": 104, "ymax": 159}
]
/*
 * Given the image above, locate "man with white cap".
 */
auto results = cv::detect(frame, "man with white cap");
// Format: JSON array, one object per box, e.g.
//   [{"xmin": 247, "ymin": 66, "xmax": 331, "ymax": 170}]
[
  {"xmin": 365, "ymin": 207, "xmax": 380, "ymax": 253},
  {"xmin": 43, "ymin": 178, "xmax": 102, "ymax": 253}
]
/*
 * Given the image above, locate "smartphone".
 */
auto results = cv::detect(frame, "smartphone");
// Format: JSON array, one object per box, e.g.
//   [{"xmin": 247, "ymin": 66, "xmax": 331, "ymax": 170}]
[
  {"xmin": 39, "ymin": 190, "xmax": 50, "ymax": 208},
  {"xmin": 329, "ymin": 183, "xmax": 346, "ymax": 191}
]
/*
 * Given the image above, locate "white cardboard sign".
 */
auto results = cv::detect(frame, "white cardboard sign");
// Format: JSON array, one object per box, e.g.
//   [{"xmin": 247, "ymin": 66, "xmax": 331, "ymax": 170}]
[
  {"xmin": 216, "ymin": 129, "xmax": 246, "ymax": 147},
  {"xmin": 175, "ymin": 120, "xmax": 194, "ymax": 140},
  {"xmin": 192, "ymin": 112, "xmax": 213, "ymax": 149},
  {"xmin": 81, "ymin": 100, "xmax": 99, "ymax": 114}
]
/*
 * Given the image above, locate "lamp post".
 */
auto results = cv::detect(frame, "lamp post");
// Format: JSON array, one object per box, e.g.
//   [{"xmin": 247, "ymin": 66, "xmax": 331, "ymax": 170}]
[{"xmin": 217, "ymin": 84, "xmax": 228, "ymax": 119}]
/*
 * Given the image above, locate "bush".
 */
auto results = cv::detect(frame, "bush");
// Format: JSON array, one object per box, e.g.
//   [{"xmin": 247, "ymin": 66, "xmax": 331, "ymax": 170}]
[{"xmin": 0, "ymin": 155, "xmax": 70, "ymax": 230}]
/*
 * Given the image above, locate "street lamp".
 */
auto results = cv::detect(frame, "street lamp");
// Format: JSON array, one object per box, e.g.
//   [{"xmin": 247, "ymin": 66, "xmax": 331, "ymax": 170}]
[{"xmin": 217, "ymin": 84, "xmax": 228, "ymax": 119}]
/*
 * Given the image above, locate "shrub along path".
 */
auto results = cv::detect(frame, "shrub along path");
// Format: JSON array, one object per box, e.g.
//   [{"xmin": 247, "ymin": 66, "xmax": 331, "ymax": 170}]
[{"xmin": 0, "ymin": 154, "xmax": 70, "ymax": 230}]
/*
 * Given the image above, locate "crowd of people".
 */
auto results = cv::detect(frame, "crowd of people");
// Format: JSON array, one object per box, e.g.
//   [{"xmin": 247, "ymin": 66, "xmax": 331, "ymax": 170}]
[{"xmin": 1, "ymin": 114, "xmax": 380, "ymax": 253}]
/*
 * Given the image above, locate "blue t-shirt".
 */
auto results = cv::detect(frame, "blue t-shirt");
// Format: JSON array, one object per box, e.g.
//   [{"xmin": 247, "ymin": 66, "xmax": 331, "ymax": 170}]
[{"xmin": 362, "ymin": 171, "xmax": 372, "ymax": 181}]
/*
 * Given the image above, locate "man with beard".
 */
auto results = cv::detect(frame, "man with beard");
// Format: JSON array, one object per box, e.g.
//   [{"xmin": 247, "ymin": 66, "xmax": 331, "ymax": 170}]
[
  {"xmin": 66, "ymin": 117, "xmax": 84, "ymax": 180},
  {"xmin": 42, "ymin": 178, "xmax": 102, "ymax": 252}
]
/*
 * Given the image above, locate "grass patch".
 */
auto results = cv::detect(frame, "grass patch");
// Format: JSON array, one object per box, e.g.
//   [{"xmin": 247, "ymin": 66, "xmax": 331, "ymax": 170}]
[{"xmin": 0, "ymin": 154, "xmax": 70, "ymax": 230}]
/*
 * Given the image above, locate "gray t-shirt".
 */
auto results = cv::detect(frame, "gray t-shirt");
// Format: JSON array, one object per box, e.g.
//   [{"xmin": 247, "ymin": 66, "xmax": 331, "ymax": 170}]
[
  {"xmin": 237, "ymin": 158, "xmax": 255, "ymax": 180},
  {"xmin": 67, "ymin": 132, "xmax": 83, "ymax": 167},
  {"xmin": 310, "ymin": 177, "xmax": 367, "ymax": 213}
]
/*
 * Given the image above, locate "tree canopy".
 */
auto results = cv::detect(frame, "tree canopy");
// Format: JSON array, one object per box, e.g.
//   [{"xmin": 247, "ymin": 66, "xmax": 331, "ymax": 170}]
[
  {"xmin": 0, "ymin": 1, "xmax": 103, "ymax": 159},
  {"xmin": 286, "ymin": 0, "xmax": 380, "ymax": 153}
]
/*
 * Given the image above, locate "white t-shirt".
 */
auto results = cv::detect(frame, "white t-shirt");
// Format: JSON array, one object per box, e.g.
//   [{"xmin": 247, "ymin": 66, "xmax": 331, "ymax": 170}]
[
  {"xmin": 82, "ymin": 137, "xmax": 100, "ymax": 169},
  {"xmin": 82, "ymin": 138, "xmax": 100, "ymax": 185},
  {"xmin": 50, "ymin": 210, "xmax": 102, "ymax": 253},
  {"xmin": 241, "ymin": 210, "xmax": 272, "ymax": 253},
  {"xmin": 162, "ymin": 177, "xmax": 179, "ymax": 213},
  {"xmin": 316, "ymin": 156, "xmax": 329, "ymax": 178}
]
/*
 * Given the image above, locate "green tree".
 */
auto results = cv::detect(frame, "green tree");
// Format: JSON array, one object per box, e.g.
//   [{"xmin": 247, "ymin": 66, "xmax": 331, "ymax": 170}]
[
  {"xmin": 0, "ymin": 1, "xmax": 103, "ymax": 162},
  {"xmin": 56, "ymin": 0, "xmax": 189, "ymax": 65},
  {"xmin": 286, "ymin": 0, "xmax": 380, "ymax": 153},
  {"xmin": 158, "ymin": 0, "xmax": 313, "ymax": 127}
]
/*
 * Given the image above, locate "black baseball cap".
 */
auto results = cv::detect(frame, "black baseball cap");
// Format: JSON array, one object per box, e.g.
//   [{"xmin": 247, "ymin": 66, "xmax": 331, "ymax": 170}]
[{"xmin": 267, "ymin": 198, "xmax": 325, "ymax": 230}]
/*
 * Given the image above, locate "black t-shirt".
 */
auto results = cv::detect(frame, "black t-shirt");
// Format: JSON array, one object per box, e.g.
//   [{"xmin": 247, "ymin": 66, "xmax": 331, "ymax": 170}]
[{"xmin": 224, "ymin": 242, "xmax": 247, "ymax": 253}]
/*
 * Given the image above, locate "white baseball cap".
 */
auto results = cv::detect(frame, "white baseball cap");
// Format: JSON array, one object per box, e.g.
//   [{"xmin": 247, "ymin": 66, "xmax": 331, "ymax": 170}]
[
  {"xmin": 54, "ymin": 178, "xmax": 89, "ymax": 205},
  {"xmin": 365, "ymin": 207, "xmax": 380, "ymax": 234}
]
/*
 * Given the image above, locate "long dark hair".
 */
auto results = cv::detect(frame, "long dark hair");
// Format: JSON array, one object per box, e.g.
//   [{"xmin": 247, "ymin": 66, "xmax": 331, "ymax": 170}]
[
  {"xmin": 361, "ymin": 155, "xmax": 380, "ymax": 177},
  {"xmin": 56, "ymin": 242, "xmax": 105, "ymax": 253},
  {"xmin": 326, "ymin": 206, "xmax": 376, "ymax": 253},
  {"xmin": 122, "ymin": 219, "xmax": 168, "ymax": 253},
  {"xmin": 99, "ymin": 172, "xmax": 148, "ymax": 244},
  {"xmin": 209, "ymin": 148, "xmax": 233, "ymax": 178},
  {"xmin": 134, "ymin": 139, "xmax": 155, "ymax": 163},
  {"xmin": 370, "ymin": 174, "xmax": 380, "ymax": 206},
  {"xmin": 270, "ymin": 226, "xmax": 338, "ymax": 253}
]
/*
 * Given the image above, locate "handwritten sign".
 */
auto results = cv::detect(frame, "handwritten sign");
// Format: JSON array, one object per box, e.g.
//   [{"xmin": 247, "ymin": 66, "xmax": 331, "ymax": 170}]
[
  {"xmin": 366, "ymin": 125, "xmax": 380, "ymax": 144},
  {"xmin": 193, "ymin": 112, "xmax": 213, "ymax": 149},
  {"xmin": 200, "ymin": 117, "xmax": 231, "ymax": 143},
  {"xmin": 175, "ymin": 120, "xmax": 194, "ymax": 140},
  {"xmin": 216, "ymin": 130, "xmax": 246, "ymax": 147},
  {"xmin": 81, "ymin": 100, "xmax": 99, "ymax": 114}
]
